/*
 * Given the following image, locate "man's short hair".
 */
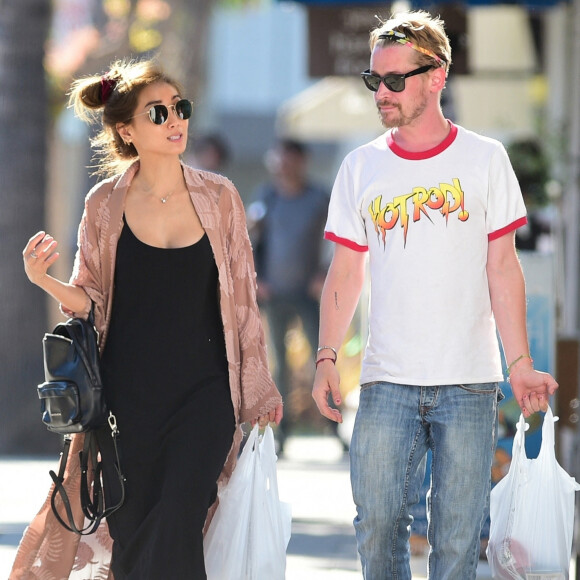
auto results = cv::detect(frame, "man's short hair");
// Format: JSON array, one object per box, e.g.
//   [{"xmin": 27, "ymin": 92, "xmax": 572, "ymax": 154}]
[
  {"xmin": 370, "ymin": 10, "xmax": 452, "ymax": 74},
  {"xmin": 278, "ymin": 138, "xmax": 308, "ymax": 157},
  {"xmin": 191, "ymin": 133, "xmax": 230, "ymax": 165}
]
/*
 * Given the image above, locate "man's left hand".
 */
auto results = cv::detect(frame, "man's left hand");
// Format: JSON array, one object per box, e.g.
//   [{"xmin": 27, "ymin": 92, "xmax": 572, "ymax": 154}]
[{"xmin": 509, "ymin": 369, "xmax": 559, "ymax": 417}]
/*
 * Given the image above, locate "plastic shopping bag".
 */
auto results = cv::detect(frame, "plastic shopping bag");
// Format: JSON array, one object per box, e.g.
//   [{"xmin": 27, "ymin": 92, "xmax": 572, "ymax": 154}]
[
  {"xmin": 204, "ymin": 424, "xmax": 292, "ymax": 580},
  {"xmin": 487, "ymin": 406, "xmax": 580, "ymax": 579}
]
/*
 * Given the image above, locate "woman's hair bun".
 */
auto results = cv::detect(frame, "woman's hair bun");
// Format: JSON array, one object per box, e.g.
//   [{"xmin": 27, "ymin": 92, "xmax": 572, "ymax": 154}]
[{"xmin": 100, "ymin": 74, "xmax": 118, "ymax": 105}]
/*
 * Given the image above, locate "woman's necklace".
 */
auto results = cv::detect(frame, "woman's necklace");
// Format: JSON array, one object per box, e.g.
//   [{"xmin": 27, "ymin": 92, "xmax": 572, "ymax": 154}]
[
  {"xmin": 135, "ymin": 177, "xmax": 181, "ymax": 204},
  {"xmin": 159, "ymin": 191, "xmax": 174, "ymax": 204}
]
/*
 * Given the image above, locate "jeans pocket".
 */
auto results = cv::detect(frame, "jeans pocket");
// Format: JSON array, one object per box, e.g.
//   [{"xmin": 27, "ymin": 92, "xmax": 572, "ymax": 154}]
[
  {"xmin": 359, "ymin": 381, "xmax": 383, "ymax": 393},
  {"xmin": 457, "ymin": 382, "xmax": 498, "ymax": 396}
]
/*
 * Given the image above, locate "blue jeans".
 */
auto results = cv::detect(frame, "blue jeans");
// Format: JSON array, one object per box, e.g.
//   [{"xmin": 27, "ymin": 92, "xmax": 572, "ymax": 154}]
[{"xmin": 350, "ymin": 381, "xmax": 501, "ymax": 580}]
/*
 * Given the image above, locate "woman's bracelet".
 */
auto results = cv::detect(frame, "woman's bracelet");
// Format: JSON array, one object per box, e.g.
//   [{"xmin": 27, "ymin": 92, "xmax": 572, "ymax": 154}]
[
  {"xmin": 317, "ymin": 345, "xmax": 338, "ymax": 361},
  {"xmin": 316, "ymin": 357, "xmax": 336, "ymax": 368},
  {"xmin": 507, "ymin": 353, "xmax": 534, "ymax": 375}
]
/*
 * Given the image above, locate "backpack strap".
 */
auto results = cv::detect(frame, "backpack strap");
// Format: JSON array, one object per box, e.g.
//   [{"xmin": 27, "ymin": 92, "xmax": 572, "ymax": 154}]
[{"xmin": 49, "ymin": 413, "xmax": 125, "ymax": 535}]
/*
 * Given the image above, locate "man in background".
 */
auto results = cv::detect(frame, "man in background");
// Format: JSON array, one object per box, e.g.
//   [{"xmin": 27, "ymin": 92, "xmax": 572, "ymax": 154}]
[
  {"xmin": 188, "ymin": 133, "xmax": 230, "ymax": 173},
  {"xmin": 248, "ymin": 139, "xmax": 331, "ymax": 454}
]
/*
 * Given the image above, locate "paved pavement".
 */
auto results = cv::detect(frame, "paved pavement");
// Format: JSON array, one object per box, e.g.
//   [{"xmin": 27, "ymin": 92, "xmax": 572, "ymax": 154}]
[{"xmin": 0, "ymin": 435, "xmax": 496, "ymax": 579}]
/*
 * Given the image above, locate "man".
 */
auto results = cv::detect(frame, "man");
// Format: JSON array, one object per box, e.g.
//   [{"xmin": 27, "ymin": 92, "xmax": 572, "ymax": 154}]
[
  {"xmin": 188, "ymin": 132, "xmax": 230, "ymax": 173},
  {"xmin": 248, "ymin": 139, "xmax": 330, "ymax": 453},
  {"xmin": 312, "ymin": 10, "xmax": 558, "ymax": 579}
]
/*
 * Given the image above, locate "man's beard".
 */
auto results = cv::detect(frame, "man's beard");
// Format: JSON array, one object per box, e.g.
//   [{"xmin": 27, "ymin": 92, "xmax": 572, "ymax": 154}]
[
  {"xmin": 377, "ymin": 89, "xmax": 429, "ymax": 129},
  {"xmin": 377, "ymin": 101, "xmax": 403, "ymax": 129}
]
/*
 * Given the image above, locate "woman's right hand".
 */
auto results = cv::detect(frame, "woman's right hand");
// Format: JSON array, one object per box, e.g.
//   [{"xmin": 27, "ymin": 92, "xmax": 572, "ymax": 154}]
[
  {"xmin": 254, "ymin": 403, "xmax": 284, "ymax": 429},
  {"xmin": 23, "ymin": 231, "xmax": 59, "ymax": 287}
]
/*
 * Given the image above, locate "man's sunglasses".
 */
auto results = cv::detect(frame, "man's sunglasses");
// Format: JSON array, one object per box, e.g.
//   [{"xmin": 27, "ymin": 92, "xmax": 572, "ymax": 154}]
[
  {"xmin": 360, "ymin": 65, "xmax": 433, "ymax": 93},
  {"xmin": 128, "ymin": 99, "xmax": 193, "ymax": 125}
]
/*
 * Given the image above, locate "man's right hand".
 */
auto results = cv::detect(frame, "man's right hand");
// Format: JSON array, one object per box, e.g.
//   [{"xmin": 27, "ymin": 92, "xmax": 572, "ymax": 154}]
[{"xmin": 312, "ymin": 360, "xmax": 343, "ymax": 423}]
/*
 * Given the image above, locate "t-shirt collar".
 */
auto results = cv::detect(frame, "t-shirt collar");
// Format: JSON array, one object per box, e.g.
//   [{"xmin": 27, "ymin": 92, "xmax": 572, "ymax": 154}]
[{"xmin": 387, "ymin": 121, "xmax": 458, "ymax": 160}]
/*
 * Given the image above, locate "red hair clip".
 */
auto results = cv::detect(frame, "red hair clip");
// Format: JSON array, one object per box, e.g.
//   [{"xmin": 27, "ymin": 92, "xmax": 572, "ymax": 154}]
[{"xmin": 100, "ymin": 75, "xmax": 117, "ymax": 104}]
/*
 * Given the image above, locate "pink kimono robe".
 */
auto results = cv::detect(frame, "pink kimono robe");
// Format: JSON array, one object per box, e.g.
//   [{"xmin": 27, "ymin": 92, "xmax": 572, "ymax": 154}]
[{"xmin": 10, "ymin": 161, "xmax": 282, "ymax": 579}]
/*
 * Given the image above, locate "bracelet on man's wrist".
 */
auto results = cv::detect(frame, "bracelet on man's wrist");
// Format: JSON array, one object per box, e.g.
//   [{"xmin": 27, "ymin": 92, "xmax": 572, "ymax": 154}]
[
  {"xmin": 316, "ymin": 345, "xmax": 338, "ymax": 361},
  {"xmin": 316, "ymin": 357, "xmax": 336, "ymax": 368},
  {"xmin": 507, "ymin": 353, "xmax": 534, "ymax": 375}
]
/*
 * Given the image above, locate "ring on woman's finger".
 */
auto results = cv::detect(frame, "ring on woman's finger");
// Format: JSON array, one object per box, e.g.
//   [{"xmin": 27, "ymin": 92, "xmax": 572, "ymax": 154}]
[{"xmin": 30, "ymin": 251, "xmax": 38, "ymax": 259}]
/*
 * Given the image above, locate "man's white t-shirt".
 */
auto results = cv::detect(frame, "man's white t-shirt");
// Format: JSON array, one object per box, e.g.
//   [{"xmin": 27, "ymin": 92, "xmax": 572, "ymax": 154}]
[{"xmin": 325, "ymin": 123, "xmax": 527, "ymax": 387}]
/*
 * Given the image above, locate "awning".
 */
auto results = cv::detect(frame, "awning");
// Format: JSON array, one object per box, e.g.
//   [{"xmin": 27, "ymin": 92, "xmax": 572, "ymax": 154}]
[
  {"xmin": 287, "ymin": 0, "xmax": 566, "ymax": 7},
  {"xmin": 276, "ymin": 76, "xmax": 383, "ymax": 141}
]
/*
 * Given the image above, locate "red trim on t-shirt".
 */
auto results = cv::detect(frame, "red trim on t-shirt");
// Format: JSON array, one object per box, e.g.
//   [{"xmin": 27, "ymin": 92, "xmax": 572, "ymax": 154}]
[
  {"xmin": 324, "ymin": 231, "xmax": 368, "ymax": 252},
  {"xmin": 488, "ymin": 216, "xmax": 528, "ymax": 241},
  {"xmin": 387, "ymin": 121, "xmax": 458, "ymax": 160}
]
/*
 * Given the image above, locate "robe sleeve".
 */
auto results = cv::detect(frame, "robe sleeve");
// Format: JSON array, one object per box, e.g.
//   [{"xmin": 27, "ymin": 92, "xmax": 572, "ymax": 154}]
[
  {"xmin": 61, "ymin": 188, "xmax": 110, "ymax": 329},
  {"xmin": 225, "ymin": 185, "xmax": 282, "ymax": 423}
]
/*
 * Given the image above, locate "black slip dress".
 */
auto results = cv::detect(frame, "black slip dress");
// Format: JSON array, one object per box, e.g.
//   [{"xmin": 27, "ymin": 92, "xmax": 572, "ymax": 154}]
[{"xmin": 97, "ymin": 217, "xmax": 235, "ymax": 580}]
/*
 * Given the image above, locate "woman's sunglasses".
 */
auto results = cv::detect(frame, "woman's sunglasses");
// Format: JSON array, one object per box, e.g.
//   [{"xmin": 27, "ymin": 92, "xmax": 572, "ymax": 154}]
[
  {"xmin": 128, "ymin": 99, "xmax": 193, "ymax": 125},
  {"xmin": 360, "ymin": 65, "xmax": 433, "ymax": 93}
]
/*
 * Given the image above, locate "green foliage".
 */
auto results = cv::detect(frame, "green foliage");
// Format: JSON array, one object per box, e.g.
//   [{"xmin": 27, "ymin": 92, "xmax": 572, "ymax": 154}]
[
  {"xmin": 507, "ymin": 138, "xmax": 551, "ymax": 207},
  {"xmin": 220, "ymin": 0, "xmax": 263, "ymax": 8}
]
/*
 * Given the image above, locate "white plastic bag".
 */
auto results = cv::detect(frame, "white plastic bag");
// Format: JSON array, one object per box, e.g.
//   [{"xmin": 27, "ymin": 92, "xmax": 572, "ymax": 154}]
[
  {"xmin": 204, "ymin": 424, "xmax": 292, "ymax": 580},
  {"xmin": 487, "ymin": 406, "xmax": 580, "ymax": 579}
]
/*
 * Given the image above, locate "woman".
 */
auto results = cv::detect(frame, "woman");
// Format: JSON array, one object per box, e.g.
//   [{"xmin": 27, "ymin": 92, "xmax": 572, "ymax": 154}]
[{"xmin": 15, "ymin": 58, "xmax": 283, "ymax": 579}]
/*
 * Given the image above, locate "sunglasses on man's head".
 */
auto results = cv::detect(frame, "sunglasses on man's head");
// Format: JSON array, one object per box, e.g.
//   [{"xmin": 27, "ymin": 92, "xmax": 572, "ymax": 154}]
[
  {"xmin": 378, "ymin": 30, "xmax": 446, "ymax": 67},
  {"xmin": 129, "ymin": 99, "xmax": 193, "ymax": 125},
  {"xmin": 360, "ymin": 65, "xmax": 433, "ymax": 93}
]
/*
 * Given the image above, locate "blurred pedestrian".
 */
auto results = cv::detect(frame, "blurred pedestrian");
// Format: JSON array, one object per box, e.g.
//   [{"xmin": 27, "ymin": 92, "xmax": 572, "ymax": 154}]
[
  {"xmin": 507, "ymin": 138, "xmax": 553, "ymax": 252},
  {"xmin": 189, "ymin": 132, "xmax": 231, "ymax": 173},
  {"xmin": 16, "ymin": 57, "xmax": 282, "ymax": 580},
  {"xmin": 248, "ymin": 138, "xmax": 330, "ymax": 453},
  {"xmin": 311, "ymin": 10, "xmax": 559, "ymax": 579}
]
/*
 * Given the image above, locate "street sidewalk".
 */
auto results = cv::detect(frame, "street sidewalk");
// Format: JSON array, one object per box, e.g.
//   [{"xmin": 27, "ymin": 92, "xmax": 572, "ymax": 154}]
[{"xmin": 0, "ymin": 436, "xmax": 494, "ymax": 579}]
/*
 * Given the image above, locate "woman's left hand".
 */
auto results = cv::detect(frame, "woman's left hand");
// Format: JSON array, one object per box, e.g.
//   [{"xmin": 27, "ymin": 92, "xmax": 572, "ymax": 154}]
[{"xmin": 253, "ymin": 403, "xmax": 284, "ymax": 428}]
